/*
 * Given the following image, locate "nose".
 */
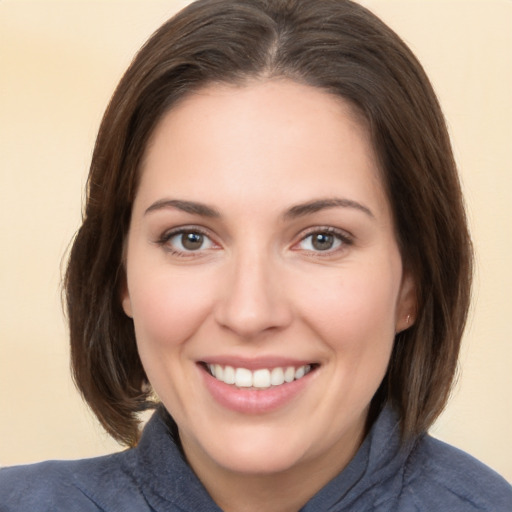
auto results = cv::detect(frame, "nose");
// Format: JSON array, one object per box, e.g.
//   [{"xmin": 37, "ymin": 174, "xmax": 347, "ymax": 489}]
[{"xmin": 214, "ymin": 250, "xmax": 293, "ymax": 339}]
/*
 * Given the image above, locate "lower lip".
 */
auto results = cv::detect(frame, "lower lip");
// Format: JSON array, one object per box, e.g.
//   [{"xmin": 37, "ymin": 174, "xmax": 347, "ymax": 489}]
[{"xmin": 200, "ymin": 365, "xmax": 316, "ymax": 414}]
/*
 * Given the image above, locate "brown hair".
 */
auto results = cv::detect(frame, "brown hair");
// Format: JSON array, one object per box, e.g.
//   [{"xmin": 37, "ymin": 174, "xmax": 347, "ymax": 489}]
[{"xmin": 65, "ymin": 0, "xmax": 472, "ymax": 446}]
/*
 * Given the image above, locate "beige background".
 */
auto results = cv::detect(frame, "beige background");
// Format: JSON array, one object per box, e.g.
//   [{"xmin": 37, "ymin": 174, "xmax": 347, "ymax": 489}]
[{"xmin": 1, "ymin": 0, "xmax": 511, "ymax": 481}]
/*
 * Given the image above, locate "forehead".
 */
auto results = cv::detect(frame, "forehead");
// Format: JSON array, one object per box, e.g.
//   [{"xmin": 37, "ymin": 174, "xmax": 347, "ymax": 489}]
[
  {"xmin": 144, "ymin": 79, "xmax": 372, "ymax": 164},
  {"xmin": 136, "ymin": 79, "xmax": 389, "ymax": 222}
]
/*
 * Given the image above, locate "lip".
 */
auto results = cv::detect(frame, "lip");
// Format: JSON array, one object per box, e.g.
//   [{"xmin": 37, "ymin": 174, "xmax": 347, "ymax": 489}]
[{"xmin": 198, "ymin": 360, "xmax": 318, "ymax": 414}]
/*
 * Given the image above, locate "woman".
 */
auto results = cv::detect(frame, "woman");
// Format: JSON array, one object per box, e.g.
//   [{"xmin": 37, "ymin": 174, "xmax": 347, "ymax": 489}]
[{"xmin": 1, "ymin": 0, "xmax": 510, "ymax": 510}]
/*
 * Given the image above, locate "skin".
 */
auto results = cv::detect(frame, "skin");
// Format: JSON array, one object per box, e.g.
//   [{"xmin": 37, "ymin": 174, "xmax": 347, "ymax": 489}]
[{"xmin": 122, "ymin": 79, "xmax": 416, "ymax": 512}]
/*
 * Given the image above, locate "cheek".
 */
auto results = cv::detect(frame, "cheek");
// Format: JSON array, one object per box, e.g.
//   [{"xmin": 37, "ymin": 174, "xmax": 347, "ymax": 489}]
[
  {"xmin": 127, "ymin": 266, "xmax": 216, "ymax": 350},
  {"xmin": 294, "ymin": 258, "xmax": 401, "ymax": 355}
]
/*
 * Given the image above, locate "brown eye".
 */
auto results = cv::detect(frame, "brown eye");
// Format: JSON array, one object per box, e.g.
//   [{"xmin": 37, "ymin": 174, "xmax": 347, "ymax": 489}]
[
  {"xmin": 296, "ymin": 230, "xmax": 346, "ymax": 253},
  {"xmin": 181, "ymin": 232, "xmax": 204, "ymax": 250},
  {"xmin": 311, "ymin": 233, "xmax": 335, "ymax": 251},
  {"xmin": 164, "ymin": 230, "xmax": 215, "ymax": 253}
]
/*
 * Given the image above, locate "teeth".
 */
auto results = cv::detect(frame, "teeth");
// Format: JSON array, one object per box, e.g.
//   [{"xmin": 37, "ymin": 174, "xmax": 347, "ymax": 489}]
[
  {"xmin": 253, "ymin": 369, "xmax": 271, "ymax": 389},
  {"xmin": 214, "ymin": 364, "xmax": 224, "ymax": 381},
  {"xmin": 270, "ymin": 367, "xmax": 285, "ymax": 386},
  {"xmin": 223, "ymin": 365, "xmax": 235, "ymax": 384},
  {"xmin": 207, "ymin": 363, "xmax": 313, "ymax": 388},
  {"xmin": 284, "ymin": 366, "xmax": 295, "ymax": 383},
  {"xmin": 235, "ymin": 368, "xmax": 252, "ymax": 387},
  {"xmin": 296, "ymin": 365, "xmax": 310, "ymax": 379}
]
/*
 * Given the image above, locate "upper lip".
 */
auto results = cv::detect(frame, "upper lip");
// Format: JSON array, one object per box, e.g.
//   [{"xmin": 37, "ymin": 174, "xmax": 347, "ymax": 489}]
[{"xmin": 198, "ymin": 356, "xmax": 318, "ymax": 371}]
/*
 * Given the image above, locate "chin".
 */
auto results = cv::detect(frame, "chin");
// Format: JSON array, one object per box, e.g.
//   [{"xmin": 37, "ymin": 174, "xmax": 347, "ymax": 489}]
[{"xmin": 206, "ymin": 437, "xmax": 310, "ymax": 475}]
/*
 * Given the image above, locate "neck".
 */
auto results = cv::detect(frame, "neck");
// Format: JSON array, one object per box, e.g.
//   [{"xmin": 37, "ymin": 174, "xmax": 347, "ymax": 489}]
[
  {"xmin": 179, "ymin": 424, "xmax": 365, "ymax": 512},
  {"xmin": 205, "ymin": 471, "xmax": 320, "ymax": 512}
]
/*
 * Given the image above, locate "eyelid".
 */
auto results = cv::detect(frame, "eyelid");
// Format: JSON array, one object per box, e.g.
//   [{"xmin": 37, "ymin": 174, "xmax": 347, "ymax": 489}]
[
  {"xmin": 156, "ymin": 225, "xmax": 221, "ymax": 255},
  {"xmin": 291, "ymin": 226, "xmax": 354, "ymax": 253}
]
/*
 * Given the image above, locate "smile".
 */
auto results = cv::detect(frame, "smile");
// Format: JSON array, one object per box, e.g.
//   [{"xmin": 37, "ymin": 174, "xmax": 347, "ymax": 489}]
[
  {"xmin": 205, "ymin": 364, "xmax": 316, "ymax": 389},
  {"xmin": 199, "ymin": 360, "xmax": 320, "ymax": 414}
]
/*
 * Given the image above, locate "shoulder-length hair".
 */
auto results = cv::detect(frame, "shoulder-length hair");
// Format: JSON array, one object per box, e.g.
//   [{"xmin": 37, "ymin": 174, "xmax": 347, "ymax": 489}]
[{"xmin": 65, "ymin": 0, "xmax": 472, "ymax": 446}]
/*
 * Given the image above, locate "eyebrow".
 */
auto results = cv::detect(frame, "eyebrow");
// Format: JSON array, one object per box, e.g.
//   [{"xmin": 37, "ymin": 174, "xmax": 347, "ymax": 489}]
[
  {"xmin": 144, "ymin": 199, "xmax": 220, "ymax": 217},
  {"xmin": 144, "ymin": 197, "xmax": 374, "ymax": 220},
  {"xmin": 283, "ymin": 198, "xmax": 374, "ymax": 220}
]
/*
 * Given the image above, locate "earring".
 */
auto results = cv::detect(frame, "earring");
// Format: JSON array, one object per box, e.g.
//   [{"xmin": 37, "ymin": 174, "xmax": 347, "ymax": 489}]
[{"xmin": 396, "ymin": 314, "xmax": 413, "ymax": 335}]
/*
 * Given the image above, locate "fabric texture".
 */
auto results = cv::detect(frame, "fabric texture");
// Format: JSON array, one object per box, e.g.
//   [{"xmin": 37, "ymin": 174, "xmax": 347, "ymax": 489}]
[{"xmin": 1, "ymin": 406, "xmax": 510, "ymax": 511}]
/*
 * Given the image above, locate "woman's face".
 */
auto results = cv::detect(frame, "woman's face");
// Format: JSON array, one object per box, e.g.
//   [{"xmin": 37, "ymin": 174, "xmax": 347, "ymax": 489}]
[{"xmin": 122, "ymin": 80, "xmax": 415, "ymax": 480}]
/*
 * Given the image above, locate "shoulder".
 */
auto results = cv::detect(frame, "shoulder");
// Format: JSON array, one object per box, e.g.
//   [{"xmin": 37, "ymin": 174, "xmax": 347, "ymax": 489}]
[
  {"xmin": 400, "ymin": 434, "xmax": 512, "ymax": 512},
  {"xmin": 0, "ymin": 450, "xmax": 150, "ymax": 512}
]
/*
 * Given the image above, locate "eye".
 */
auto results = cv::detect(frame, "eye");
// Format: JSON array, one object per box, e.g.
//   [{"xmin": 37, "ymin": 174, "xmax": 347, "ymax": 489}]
[
  {"xmin": 295, "ymin": 228, "xmax": 351, "ymax": 253},
  {"xmin": 160, "ymin": 228, "xmax": 216, "ymax": 254}
]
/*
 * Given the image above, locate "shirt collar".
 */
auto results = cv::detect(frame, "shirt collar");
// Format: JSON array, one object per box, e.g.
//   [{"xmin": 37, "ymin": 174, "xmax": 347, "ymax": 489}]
[{"xmin": 132, "ymin": 405, "xmax": 410, "ymax": 511}]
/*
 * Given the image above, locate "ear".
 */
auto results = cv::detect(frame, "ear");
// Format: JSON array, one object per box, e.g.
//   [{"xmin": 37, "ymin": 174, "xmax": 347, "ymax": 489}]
[
  {"xmin": 122, "ymin": 291, "xmax": 133, "ymax": 318},
  {"xmin": 395, "ymin": 270, "xmax": 417, "ymax": 333},
  {"xmin": 120, "ymin": 238, "xmax": 133, "ymax": 318},
  {"xmin": 120, "ymin": 278, "xmax": 133, "ymax": 318}
]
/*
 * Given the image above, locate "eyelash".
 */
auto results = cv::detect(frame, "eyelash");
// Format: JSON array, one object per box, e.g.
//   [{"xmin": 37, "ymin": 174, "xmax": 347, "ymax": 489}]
[
  {"xmin": 156, "ymin": 226, "xmax": 217, "ymax": 257},
  {"xmin": 292, "ymin": 226, "xmax": 353, "ymax": 256},
  {"xmin": 155, "ymin": 226, "xmax": 353, "ymax": 257}
]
